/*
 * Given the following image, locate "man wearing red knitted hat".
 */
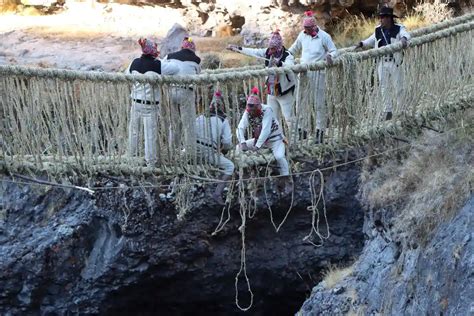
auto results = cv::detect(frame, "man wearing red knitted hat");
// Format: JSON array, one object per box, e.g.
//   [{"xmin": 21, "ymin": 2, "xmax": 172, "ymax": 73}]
[
  {"xmin": 288, "ymin": 11, "xmax": 338, "ymax": 144},
  {"xmin": 195, "ymin": 90, "xmax": 234, "ymax": 205},
  {"xmin": 237, "ymin": 88, "xmax": 290, "ymax": 180},
  {"xmin": 227, "ymin": 30, "xmax": 297, "ymax": 142},
  {"xmin": 126, "ymin": 38, "xmax": 179, "ymax": 166},
  {"xmin": 164, "ymin": 36, "xmax": 201, "ymax": 153}
]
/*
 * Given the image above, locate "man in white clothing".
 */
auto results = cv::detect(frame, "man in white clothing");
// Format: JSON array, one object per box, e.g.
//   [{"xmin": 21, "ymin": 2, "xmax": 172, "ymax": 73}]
[
  {"xmin": 356, "ymin": 7, "xmax": 410, "ymax": 120},
  {"xmin": 195, "ymin": 90, "xmax": 234, "ymax": 205},
  {"xmin": 227, "ymin": 31, "xmax": 297, "ymax": 142},
  {"xmin": 165, "ymin": 37, "xmax": 201, "ymax": 152},
  {"xmin": 288, "ymin": 11, "xmax": 338, "ymax": 143},
  {"xmin": 127, "ymin": 38, "xmax": 179, "ymax": 166},
  {"xmin": 237, "ymin": 87, "xmax": 289, "ymax": 177}
]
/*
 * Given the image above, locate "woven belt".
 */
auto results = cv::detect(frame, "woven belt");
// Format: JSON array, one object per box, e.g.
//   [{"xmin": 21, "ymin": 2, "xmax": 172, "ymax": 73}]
[
  {"xmin": 171, "ymin": 85, "xmax": 194, "ymax": 91},
  {"xmin": 132, "ymin": 99, "xmax": 160, "ymax": 105},
  {"xmin": 383, "ymin": 54, "xmax": 394, "ymax": 62},
  {"xmin": 196, "ymin": 140, "xmax": 217, "ymax": 150},
  {"xmin": 266, "ymin": 133, "xmax": 283, "ymax": 142}
]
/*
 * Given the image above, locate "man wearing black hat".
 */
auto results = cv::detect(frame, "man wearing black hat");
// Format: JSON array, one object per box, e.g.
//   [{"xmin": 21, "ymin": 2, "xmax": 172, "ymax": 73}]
[{"xmin": 356, "ymin": 7, "xmax": 411, "ymax": 121}]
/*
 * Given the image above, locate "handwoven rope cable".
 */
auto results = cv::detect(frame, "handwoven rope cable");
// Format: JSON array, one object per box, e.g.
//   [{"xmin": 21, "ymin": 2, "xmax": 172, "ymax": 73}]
[{"xmin": 0, "ymin": 18, "xmax": 472, "ymax": 83}]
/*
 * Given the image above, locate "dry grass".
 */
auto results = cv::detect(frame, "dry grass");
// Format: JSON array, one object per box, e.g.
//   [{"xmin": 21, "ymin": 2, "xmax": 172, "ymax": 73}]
[
  {"xmin": 360, "ymin": 111, "xmax": 473, "ymax": 246},
  {"xmin": 195, "ymin": 36, "xmax": 259, "ymax": 68},
  {"xmin": 0, "ymin": 3, "xmax": 18, "ymax": 13},
  {"xmin": 414, "ymin": 0, "xmax": 453, "ymax": 24},
  {"xmin": 322, "ymin": 264, "xmax": 354, "ymax": 289},
  {"xmin": 331, "ymin": 14, "xmax": 429, "ymax": 48},
  {"xmin": 331, "ymin": 15, "xmax": 379, "ymax": 48},
  {"xmin": 195, "ymin": 13, "xmax": 430, "ymax": 67}
]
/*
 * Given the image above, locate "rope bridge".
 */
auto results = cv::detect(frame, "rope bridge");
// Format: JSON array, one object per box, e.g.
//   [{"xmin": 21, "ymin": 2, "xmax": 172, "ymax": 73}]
[
  {"xmin": 0, "ymin": 15, "xmax": 472, "ymax": 313},
  {"xmin": 0, "ymin": 14, "xmax": 473, "ymax": 177}
]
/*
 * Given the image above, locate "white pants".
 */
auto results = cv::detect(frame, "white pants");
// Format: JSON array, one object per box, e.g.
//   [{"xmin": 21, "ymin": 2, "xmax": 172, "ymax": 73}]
[
  {"xmin": 169, "ymin": 87, "xmax": 196, "ymax": 152},
  {"xmin": 378, "ymin": 61, "xmax": 402, "ymax": 113},
  {"xmin": 239, "ymin": 139, "xmax": 289, "ymax": 176},
  {"xmin": 196, "ymin": 144, "xmax": 235, "ymax": 176},
  {"xmin": 128, "ymin": 102, "xmax": 159, "ymax": 164},
  {"xmin": 267, "ymin": 91, "xmax": 295, "ymax": 139},
  {"xmin": 309, "ymin": 70, "xmax": 327, "ymax": 131}
]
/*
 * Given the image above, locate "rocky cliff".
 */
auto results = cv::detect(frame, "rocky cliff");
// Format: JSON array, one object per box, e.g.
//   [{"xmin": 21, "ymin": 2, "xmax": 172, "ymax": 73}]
[
  {"xmin": 299, "ymin": 127, "xmax": 474, "ymax": 315},
  {"xmin": 0, "ymin": 164, "xmax": 364, "ymax": 315},
  {"xmin": 299, "ymin": 197, "xmax": 474, "ymax": 315}
]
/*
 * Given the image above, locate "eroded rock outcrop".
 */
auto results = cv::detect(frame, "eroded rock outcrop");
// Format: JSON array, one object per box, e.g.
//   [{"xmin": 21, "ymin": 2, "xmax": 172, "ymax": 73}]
[
  {"xmin": 0, "ymin": 165, "xmax": 364, "ymax": 315},
  {"xmin": 299, "ymin": 197, "xmax": 474, "ymax": 315}
]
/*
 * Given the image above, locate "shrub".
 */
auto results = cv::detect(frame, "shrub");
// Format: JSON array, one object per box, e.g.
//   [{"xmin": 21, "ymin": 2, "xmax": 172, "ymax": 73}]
[{"xmin": 414, "ymin": 0, "xmax": 453, "ymax": 24}]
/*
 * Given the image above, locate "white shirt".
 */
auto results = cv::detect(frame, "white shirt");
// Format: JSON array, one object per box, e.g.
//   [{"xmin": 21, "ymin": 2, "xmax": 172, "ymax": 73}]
[
  {"xmin": 127, "ymin": 59, "xmax": 179, "ymax": 103},
  {"xmin": 288, "ymin": 29, "xmax": 338, "ymax": 64},
  {"xmin": 195, "ymin": 114, "xmax": 232, "ymax": 150},
  {"xmin": 166, "ymin": 59, "xmax": 201, "ymax": 75},
  {"xmin": 237, "ymin": 104, "xmax": 283, "ymax": 148}
]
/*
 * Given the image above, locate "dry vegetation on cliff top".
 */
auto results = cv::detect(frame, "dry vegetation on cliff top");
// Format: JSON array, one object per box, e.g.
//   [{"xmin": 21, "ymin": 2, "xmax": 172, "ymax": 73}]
[
  {"xmin": 360, "ymin": 110, "xmax": 473, "ymax": 246},
  {"xmin": 196, "ymin": 14, "xmax": 430, "ymax": 66},
  {"xmin": 0, "ymin": 0, "xmax": 452, "ymax": 69}
]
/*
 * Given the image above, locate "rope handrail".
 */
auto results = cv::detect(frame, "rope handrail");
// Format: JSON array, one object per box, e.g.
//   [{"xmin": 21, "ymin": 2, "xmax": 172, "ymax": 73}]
[
  {"xmin": 337, "ymin": 11, "xmax": 474, "ymax": 54},
  {"xmin": 203, "ymin": 11, "xmax": 474, "ymax": 73},
  {"xmin": 0, "ymin": 18, "xmax": 472, "ymax": 84}
]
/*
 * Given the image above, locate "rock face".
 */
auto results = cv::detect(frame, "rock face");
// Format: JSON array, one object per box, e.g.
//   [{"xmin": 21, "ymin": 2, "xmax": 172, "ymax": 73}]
[
  {"xmin": 117, "ymin": 0, "xmax": 468, "ymax": 45},
  {"xmin": 181, "ymin": 0, "xmax": 395, "ymax": 45},
  {"xmin": 0, "ymin": 165, "xmax": 364, "ymax": 315},
  {"xmin": 299, "ymin": 197, "xmax": 474, "ymax": 315}
]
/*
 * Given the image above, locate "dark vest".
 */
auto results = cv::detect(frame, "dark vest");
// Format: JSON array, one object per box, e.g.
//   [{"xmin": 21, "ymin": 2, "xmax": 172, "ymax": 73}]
[
  {"xmin": 167, "ymin": 49, "xmax": 201, "ymax": 64},
  {"xmin": 129, "ymin": 55, "xmax": 161, "ymax": 74},
  {"xmin": 375, "ymin": 24, "xmax": 401, "ymax": 47},
  {"xmin": 263, "ymin": 48, "xmax": 294, "ymax": 96}
]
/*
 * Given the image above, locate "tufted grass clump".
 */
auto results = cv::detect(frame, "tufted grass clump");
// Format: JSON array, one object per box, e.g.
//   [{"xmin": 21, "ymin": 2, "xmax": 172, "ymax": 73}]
[
  {"xmin": 322, "ymin": 264, "xmax": 354, "ymax": 289},
  {"xmin": 360, "ymin": 110, "xmax": 473, "ymax": 246}
]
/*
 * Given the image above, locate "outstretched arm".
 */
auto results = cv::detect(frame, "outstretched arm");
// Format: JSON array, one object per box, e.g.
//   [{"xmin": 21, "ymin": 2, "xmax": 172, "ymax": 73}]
[
  {"xmin": 399, "ymin": 26, "xmax": 410, "ymax": 48},
  {"xmin": 227, "ymin": 45, "xmax": 269, "ymax": 61},
  {"xmin": 360, "ymin": 32, "xmax": 376, "ymax": 48}
]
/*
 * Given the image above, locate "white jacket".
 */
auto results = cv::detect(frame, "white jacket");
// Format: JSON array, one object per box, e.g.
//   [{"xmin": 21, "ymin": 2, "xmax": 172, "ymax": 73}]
[
  {"xmin": 288, "ymin": 29, "xmax": 338, "ymax": 65},
  {"xmin": 240, "ymin": 47, "xmax": 296, "ymax": 95},
  {"xmin": 237, "ymin": 104, "xmax": 283, "ymax": 148},
  {"xmin": 166, "ymin": 59, "xmax": 201, "ymax": 75},
  {"xmin": 195, "ymin": 113, "xmax": 232, "ymax": 150}
]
